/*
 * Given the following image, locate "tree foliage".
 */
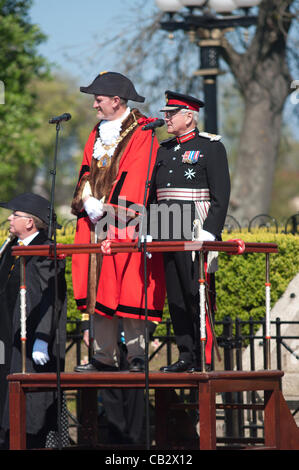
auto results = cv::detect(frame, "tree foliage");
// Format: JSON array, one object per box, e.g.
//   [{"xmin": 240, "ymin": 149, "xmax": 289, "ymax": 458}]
[
  {"xmin": 29, "ymin": 75, "xmax": 97, "ymax": 210},
  {"xmin": 0, "ymin": 0, "xmax": 49, "ymax": 199},
  {"xmin": 221, "ymin": 0, "xmax": 298, "ymax": 221},
  {"xmin": 85, "ymin": 0, "xmax": 299, "ymax": 224}
]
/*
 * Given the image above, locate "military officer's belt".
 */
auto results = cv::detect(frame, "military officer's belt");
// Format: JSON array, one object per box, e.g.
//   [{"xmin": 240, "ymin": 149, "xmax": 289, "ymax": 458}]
[{"xmin": 157, "ymin": 188, "xmax": 210, "ymax": 202}]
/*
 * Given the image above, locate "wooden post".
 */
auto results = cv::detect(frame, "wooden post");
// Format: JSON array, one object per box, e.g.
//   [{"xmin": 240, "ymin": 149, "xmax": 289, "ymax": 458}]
[
  {"xmin": 199, "ymin": 379, "xmax": 216, "ymax": 449},
  {"xmin": 78, "ymin": 389, "xmax": 98, "ymax": 446},
  {"xmin": 155, "ymin": 389, "xmax": 169, "ymax": 449},
  {"xmin": 264, "ymin": 389, "xmax": 280, "ymax": 449},
  {"xmin": 9, "ymin": 381, "xmax": 26, "ymax": 450}
]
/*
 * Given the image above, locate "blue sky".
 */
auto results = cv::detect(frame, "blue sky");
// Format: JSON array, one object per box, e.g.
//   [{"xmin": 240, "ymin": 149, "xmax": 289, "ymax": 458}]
[
  {"xmin": 29, "ymin": 0, "xmax": 149, "ymax": 83},
  {"xmin": 29, "ymin": 1, "xmax": 298, "ymax": 138}
]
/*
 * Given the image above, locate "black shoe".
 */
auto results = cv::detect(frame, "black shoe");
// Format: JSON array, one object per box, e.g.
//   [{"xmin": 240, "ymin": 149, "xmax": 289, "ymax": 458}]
[
  {"xmin": 187, "ymin": 364, "xmax": 212, "ymax": 373},
  {"xmin": 160, "ymin": 360, "xmax": 191, "ymax": 373},
  {"xmin": 74, "ymin": 362, "xmax": 99, "ymax": 372},
  {"xmin": 74, "ymin": 359, "xmax": 118, "ymax": 373},
  {"xmin": 129, "ymin": 358, "xmax": 145, "ymax": 372}
]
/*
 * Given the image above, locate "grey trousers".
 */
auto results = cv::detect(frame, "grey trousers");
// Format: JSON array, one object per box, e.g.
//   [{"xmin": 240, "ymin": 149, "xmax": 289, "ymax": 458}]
[{"xmin": 93, "ymin": 314, "xmax": 145, "ymax": 367}]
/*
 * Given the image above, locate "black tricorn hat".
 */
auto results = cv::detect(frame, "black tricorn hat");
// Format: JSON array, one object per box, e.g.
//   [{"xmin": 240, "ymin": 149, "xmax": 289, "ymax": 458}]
[
  {"xmin": 80, "ymin": 71, "xmax": 145, "ymax": 102},
  {"xmin": 0, "ymin": 192, "xmax": 61, "ymax": 228}
]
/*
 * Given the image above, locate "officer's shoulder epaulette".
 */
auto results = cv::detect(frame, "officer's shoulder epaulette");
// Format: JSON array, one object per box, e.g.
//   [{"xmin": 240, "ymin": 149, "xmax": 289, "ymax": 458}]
[
  {"xmin": 160, "ymin": 136, "xmax": 177, "ymax": 147},
  {"xmin": 198, "ymin": 132, "xmax": 222, "ymax": 142}
]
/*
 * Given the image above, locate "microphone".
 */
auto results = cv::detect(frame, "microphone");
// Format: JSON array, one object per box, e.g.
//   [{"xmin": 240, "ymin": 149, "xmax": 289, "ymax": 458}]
[
  {"xmin": 49, "ymin": 113, "xmax": 72, "ymax": 124},
  {"xmin": 142, "ymin": 119, "xmax": 165, "ymax": 131}
]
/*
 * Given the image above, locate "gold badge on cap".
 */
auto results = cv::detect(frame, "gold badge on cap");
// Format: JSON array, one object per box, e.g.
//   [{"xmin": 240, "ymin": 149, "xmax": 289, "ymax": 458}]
[{"xmin": 99, "ymin": 71, "xmax": 108, "ymax": 75}]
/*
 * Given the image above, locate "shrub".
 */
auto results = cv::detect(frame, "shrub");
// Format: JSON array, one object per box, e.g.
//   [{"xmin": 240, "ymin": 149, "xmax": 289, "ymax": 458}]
[
  {"xmin": 156, "ymin": 231, "xmax": 299, "ymax": 337},
  {"xmin": 1, "ymin": 230, "xmax": 298, "ymax": 338}
]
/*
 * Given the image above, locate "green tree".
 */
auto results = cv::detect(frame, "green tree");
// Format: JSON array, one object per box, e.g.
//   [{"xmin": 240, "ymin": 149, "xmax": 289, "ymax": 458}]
[
  {"xmin": 0, "ymin": 0, "xmax": 49, "ymax": 199},
  {"xmin": 221, "ymin": 0, "xmax": 297, "ymax": 223},
  {"xmin": 29, "ymin": 74, "xmax": 97, "ymax": 211},
  {"xmin": 86, "ymin": 0, "xmax": 299, "ymax": 224}
]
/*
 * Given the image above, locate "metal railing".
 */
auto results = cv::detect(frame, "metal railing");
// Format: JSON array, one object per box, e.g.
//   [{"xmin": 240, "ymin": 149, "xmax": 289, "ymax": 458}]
[
  {"xmin": 215, "ymin": 316, "xmax": 299, "ymax": 441},
  {"xmin": 66, "ymin": 316, "xmax": 299, "ymax": 372},
  {"xmin": 65, "ymin": 315, "xmax": 299, "ymax": 444},
  {"xmin": 1, "ymin": 212, "xmax": 299, "ymax": 235}
]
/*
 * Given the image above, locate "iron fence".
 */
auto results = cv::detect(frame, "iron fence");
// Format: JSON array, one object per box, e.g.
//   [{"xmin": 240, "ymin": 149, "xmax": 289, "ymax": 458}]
[
  {"xmin": 66, "ymin": 315, "xmax": 299, "ymax": 444},
  {"xmin": 66, "ymin": 316, "xmax": 299, "ymax": 372},
  {"xmin": 1, "ymin": 212, "xmax": 299, "ymax": 234}
]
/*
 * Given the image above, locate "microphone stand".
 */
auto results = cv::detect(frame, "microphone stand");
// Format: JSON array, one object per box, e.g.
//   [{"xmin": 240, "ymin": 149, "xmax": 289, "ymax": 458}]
[
  {"xmin": 138, "ymin": 129, "xmax": 156, "ymax": 451},
  {"xmin": 48, "ymin": 121, "xmax": 63, "ymax": 450}
]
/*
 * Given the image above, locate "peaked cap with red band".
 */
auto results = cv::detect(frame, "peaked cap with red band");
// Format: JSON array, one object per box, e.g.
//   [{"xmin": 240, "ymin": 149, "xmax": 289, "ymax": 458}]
[{"xmin": 160, "ymin": 90, "xmax": 204, "ymax": 112}]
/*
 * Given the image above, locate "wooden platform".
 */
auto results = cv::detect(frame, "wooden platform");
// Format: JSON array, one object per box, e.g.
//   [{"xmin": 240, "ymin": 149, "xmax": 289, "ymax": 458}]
[{"xmin": 7, "ymin": 369, "xmax": 299, "ymax": 450}]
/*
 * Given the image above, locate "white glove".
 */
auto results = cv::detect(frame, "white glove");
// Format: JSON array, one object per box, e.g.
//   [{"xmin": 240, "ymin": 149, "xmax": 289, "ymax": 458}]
[
  {"xmin": 32, "ymin": 339, "xmax": 50, "ymax": 365},
  {"xmin": 83, "ymin": 197, "xmax": 104, "ymax": 224},
  {"xmin": 197, "ymin": 229, "xmax": 216, "ymax": 242}
]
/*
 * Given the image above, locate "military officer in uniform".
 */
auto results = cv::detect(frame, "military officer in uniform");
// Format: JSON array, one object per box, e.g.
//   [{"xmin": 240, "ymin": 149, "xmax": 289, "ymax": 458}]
[{"xmin": 150, "ymin": 91, "xmax": 230, "ymax": 372}]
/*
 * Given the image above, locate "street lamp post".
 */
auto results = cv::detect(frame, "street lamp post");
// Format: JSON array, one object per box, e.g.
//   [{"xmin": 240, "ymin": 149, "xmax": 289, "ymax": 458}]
[
  {"xmin": 197, "ymin": 31, "xmax": 220, "ymax": 133},
  {"xmin": 155, "ymin": 0, "xmax": 260, "ymax": 133}
]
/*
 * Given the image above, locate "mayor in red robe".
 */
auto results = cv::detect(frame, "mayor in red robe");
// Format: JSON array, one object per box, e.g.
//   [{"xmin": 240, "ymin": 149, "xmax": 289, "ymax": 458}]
[{"xmin": 71, "ymin": 72, "xmax": 165, "ymax": 374}]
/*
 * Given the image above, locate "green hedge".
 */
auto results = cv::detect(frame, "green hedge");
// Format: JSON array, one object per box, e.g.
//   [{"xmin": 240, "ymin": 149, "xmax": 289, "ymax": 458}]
[
  {"xmin": 60, "ymin": 233, "xmax": 78, "ymax": 332},
  {"xmin": 1, "ymin": 230, "xmax": 298, "ymax": 336},
  {"xmin": 50, "ymin": 231, "xmax": 299, "ymax": 337},
  {"xmin": 214, "ymin": 232, "xmax": 299, "ymax": 335}
]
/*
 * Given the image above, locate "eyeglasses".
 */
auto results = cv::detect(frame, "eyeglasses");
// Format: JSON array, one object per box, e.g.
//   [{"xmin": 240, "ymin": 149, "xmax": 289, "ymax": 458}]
[
  {"xmin": 164, "ymin": 110, "xmax": 182, "ymax": 120},
  {"xmin": 11, "ymin": 212, "xmax": 32, "ymax": 219}
]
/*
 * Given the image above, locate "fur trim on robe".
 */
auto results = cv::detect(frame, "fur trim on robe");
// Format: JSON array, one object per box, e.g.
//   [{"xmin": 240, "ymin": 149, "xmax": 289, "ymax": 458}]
[{"xmin": 71, "ymin": 108, "xmax": 166, "ymax": 320}]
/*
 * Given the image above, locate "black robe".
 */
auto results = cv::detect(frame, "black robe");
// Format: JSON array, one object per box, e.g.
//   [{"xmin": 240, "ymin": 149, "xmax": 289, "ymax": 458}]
[{"xmin": 0, "ymin": 231, "xmax": 67, "ymax": 439}]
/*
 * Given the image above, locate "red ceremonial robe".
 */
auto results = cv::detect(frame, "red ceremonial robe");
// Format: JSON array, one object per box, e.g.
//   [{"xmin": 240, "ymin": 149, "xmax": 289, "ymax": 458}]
[{"xmin": 71, "ymin": 109, "xmax": 166, "ymax": 322}]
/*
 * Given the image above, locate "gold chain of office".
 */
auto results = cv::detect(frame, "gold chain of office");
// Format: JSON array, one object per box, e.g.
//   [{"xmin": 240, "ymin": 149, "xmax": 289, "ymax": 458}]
[{"xmin": 96, "ymin": 120, "xmax": 138, "ymax": 168}]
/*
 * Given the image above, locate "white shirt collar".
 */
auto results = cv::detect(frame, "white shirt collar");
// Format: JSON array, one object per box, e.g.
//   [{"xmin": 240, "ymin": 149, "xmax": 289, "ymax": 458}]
[
  {"xmin": 18, "ymin": 231, "xmax": 39, "ymax": 246},
  {"xmin": 178, "ymin": 127, "xmax": 196, "ymax": 138}
]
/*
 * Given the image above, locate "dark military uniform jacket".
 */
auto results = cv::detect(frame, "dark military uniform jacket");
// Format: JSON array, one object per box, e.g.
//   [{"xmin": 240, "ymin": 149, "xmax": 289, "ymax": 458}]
[{"xmin": 149, "ymin": 128, "xmax": 231, "ymax": 241}]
